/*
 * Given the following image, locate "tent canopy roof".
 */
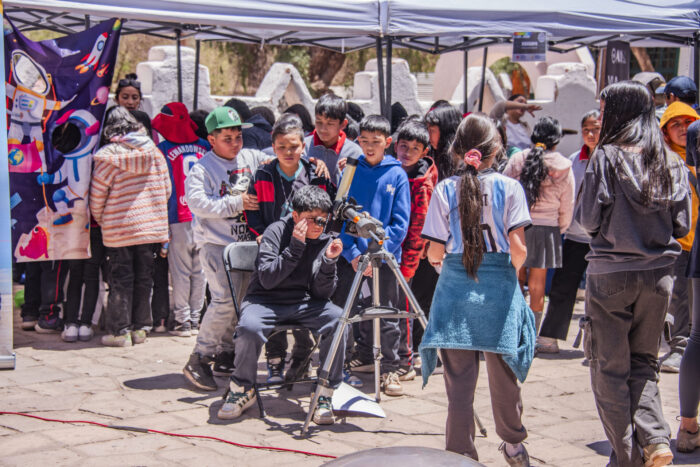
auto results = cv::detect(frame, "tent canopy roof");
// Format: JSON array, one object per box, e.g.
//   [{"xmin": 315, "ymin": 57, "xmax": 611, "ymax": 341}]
[{"xmin": 4, "ymin": 0, "xmax": 700, "ymax": 52}]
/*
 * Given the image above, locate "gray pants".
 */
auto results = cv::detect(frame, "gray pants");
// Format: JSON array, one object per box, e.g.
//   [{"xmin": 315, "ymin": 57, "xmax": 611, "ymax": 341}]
[
  {"xmin": 442, "ymin": 349, "xmax": 527, "ymax": 460},
  {"xmin": 666, "ymin": 249, "xmax": 691, "ymax": 353},
  {"xmin": 169, "ymin": 222, "xmax": 206, "ymax": 325},
  {"xmin": 231, "ymin": 299, "xmax": 347, "ymax": 390},
  {"xmin": 585, "ymin": 268, "xmax": 673, "ymax": 467},
  {"xmin": 193, "ymin": 243, "xmax": 249, "ymax": 357}
]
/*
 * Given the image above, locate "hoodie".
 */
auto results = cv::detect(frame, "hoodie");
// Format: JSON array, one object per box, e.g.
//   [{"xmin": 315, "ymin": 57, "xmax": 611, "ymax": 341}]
[
  {"xmin": 340, "ymin": 154, "xmax": 411, "ymax": 263},
  {"xmin": 242, "ymin": 114, "xmax": 273, "ymax": 150},
  {"xmin": 564, "ymin": 146, "xmax": 592, "ymax": 243},
  {"xmin": 661, "ymin": 101, "xmax": 699, "ymax": 251},
  {"xmin": 504, "ymin": 148, "xmax": 576, "ymax": 232},
  {"xmin": 401, "ymin": 157, "xmax": 438, "ymax": 278},
  {"xmin": 576, "ymin": 144, "xmax": 691, "ymax": 274},
  {"xmin": 89, "ymin": 131, "xmax": 171, "ymax": 248}
]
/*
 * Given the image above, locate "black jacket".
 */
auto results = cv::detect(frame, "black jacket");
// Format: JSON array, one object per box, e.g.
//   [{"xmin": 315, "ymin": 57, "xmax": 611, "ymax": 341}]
[{"xmin": 245, "ymin": 215, "xmax": 338, "ymax": 304}]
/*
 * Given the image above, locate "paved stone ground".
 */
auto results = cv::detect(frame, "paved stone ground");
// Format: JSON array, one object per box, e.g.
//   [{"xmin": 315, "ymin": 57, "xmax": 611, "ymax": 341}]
[{"xmin": 2, "ymin": 295, "xmax": 700, "ymax": 467}]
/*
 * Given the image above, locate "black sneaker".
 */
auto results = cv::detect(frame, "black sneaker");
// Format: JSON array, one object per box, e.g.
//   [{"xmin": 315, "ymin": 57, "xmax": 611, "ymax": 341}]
[
  {"xmin": 190, "ymin": 320, "xmax": 199, "ymax": 336},
  {"xmin": 266, "ymin": 358, "xmax": 285, "ymax": 384},
  {"xmin": 169, "ymin": 320, "xmax": 192, "ymax": 337},
  {"xmin": 183, "ymin": 353, "xmax": 217, "ymax": 391},
  {"xmin": 21, "ymin": 315, "xmax": 39, "ymax": 331},
  {"xmin": 35, "ymin": 314, "xmax": 63, "ymax": 333},
  {"xmin": 213, "ymin": 350, "xmax": 235, "ymax": 376},
  {"xmin": 285, "ymin": 358, "xmax": 311, "ymax": 384}
]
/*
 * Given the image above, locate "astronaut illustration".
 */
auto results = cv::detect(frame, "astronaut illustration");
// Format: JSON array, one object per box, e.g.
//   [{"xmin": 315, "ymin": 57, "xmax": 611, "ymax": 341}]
[
  {"xmin": 6, "ymin": 50, "xmax": 75, "ymax": 163},
  {"xmin": 36, "ymin": 110, "xmax": 100, "ymax": 226},
  {"xmin": 75, "ymin": 32, "xmax": 107, "ymax": 74}
]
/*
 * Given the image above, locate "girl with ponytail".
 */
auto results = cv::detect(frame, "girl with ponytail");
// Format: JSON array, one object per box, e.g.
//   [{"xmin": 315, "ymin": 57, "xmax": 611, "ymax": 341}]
[
  {"xmin": 419, "ymin": 113, "xmax": 536, "ymax": 465},
  {"xmin": 504, "ymin": 117, "xmax": 575, "ymax": 350}
]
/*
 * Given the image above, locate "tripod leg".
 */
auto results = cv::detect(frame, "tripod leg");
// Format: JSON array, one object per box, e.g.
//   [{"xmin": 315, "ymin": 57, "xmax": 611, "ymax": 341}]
[
  {"xmin": 372, "ymin": 260, "xmax": 382, "ymax": 402},
  {"xmin": 385, "ymin": 254, "xmax": 428, "ymax": 330},
  {"xmin": 301, "ymin": 255, "xmax": 369, "ymax": 436}
]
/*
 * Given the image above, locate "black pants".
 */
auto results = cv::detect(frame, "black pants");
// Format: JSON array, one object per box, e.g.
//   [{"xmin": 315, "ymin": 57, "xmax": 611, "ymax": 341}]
[
  {"xmin": 21, "ymin": 260, "xmax": 69, "ymax": 319},
  {"xmin": 540, "ymin": 239, "xmax": 590, "ymax": 340},
  {"xmin": 411, "ymin": 257, "xmax": 439, "ymax": 350},
  {"xmin": 152, "ymin": 252, "xmax": 170, "ymax": 325},
  {"xmin": 64, "ymin": 227, "xmax": 106, "ymax": 325},
  {"xmin": 105, "ymin": 244, "xmax": 156, "ymax": 335}
]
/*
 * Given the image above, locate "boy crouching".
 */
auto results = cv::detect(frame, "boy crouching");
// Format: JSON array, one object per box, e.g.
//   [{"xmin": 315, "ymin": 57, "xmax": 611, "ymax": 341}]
[{"xmin": 218, "ymin": 186, "xmax": 346, "ymax": 425}]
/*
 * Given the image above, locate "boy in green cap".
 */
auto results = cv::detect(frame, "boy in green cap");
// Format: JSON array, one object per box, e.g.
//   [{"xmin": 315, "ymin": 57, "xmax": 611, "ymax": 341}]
[{"xmin": 182, "ymin": 106, "xmax": 273, "ymax": 391}]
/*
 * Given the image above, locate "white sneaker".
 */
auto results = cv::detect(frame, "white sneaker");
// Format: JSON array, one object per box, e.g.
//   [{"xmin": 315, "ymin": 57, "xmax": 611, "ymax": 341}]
[
  {"xmin": 381, "ymin": 371, "xmax": 404, "ymax": 396},
  {"xmin": 61, "ymin": 323, "xmax": 78, "ymax": 343},
  {"xmin": 217, "ymin": 388, "xmax": 256, "ymax": 420},
  {"xmin": 78, "ymin": 324, "xmax": 93, "ymax": 341}
]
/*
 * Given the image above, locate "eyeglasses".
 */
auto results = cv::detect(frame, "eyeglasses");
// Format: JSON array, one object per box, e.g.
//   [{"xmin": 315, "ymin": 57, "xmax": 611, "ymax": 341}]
[{"xmin": 117, "ymin": 78, "xmax": 140, "ymax": 89}]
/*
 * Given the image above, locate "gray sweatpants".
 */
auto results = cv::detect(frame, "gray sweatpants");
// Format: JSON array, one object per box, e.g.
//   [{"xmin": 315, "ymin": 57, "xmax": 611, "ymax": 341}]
[
  {"xmin": 168, "ymin": 222, "xmax": 206, "ymax": 325},
  {"xmin": 584, "ymin": 268, "xmax": 673, "ymax": 467},
  {"xmin": 193, "ymin": 243, "xmax": 249, "ymax": 357},
  {"xmin": 442, "ymin": 349, "xmax": 527, "ymax": 460},
  {"xmin": 665, "ymin": 249, "xmax": 691, "ymax": 353}
]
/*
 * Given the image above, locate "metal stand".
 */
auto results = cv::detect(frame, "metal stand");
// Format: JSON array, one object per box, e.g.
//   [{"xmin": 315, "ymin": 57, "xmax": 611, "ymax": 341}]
[{"xmin": 302, "ymin": 241, "xmax": 427, "ymax": 435}]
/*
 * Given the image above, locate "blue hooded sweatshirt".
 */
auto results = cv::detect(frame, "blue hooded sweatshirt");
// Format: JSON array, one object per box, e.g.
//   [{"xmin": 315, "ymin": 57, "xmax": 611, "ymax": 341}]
[{"xmin": 340, "ymin": 154, "xmax": 410, "ymax": 262}]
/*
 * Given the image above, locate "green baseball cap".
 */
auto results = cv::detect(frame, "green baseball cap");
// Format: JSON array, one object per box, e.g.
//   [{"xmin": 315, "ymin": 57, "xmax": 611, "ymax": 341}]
[{"xmin": 205, "ymin": 106, "xmax": 253, "ymax": 133}]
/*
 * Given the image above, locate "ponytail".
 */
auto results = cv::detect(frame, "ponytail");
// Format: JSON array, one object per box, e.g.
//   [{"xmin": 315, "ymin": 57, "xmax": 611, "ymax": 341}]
[
  {"xmin": 450, "ymin": 113, "xmax": 502, "ymax": 280},
  {"xmin": 520, "ymin": 117, "xmax": 562, "ymax": 207}
]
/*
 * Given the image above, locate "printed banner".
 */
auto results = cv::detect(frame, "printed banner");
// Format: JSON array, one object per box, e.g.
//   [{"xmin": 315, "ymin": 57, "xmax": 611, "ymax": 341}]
[
  {"xmin": 4, "ymin": 16, "xmax": 121, "ymax": 262},
  {"xmin": 512, "ymin": 32, "xmax": 547, "ymax": 62},
  {"xmin": 604, "ymin": 40, "xmax": 630, "ymax": 87}
]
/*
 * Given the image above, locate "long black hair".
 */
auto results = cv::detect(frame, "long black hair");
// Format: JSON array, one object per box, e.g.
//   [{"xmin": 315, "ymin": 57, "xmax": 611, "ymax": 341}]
[
  {"xmin": 598, "ymin": 80, "xmax": 672, "ymax": 206},
  {"xmin": 425, "ymin": 104, "xmax": 462, "ymax": 181},
  {"xmin": 450, "ymin": 113, "xmax": 502, "ymax": 279},
  {"xmin": 520, "ymin": 117, "xmax": 562, "ymax": 207}
]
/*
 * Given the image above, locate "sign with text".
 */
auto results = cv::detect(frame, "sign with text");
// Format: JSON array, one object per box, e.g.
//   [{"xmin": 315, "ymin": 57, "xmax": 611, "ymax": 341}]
[
  {"xmin": 604, "ymin": 40, "xmax": 630, "ymax": 87},
  {"xmin": 512, "ymin": 32, "xmax": 547, "ymax": 62}
]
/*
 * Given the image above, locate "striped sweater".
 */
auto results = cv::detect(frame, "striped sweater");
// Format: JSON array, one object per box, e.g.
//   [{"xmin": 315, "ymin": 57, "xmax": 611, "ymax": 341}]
[{"xmin": 89, "ymin": 132, "xmax": 171, "ymax": 248}]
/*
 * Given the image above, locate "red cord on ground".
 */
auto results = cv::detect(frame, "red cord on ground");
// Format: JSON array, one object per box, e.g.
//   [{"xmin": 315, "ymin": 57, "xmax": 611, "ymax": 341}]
[{"xmin": 0, "ymin": 411, "xmax": 337, "ymax": 460}]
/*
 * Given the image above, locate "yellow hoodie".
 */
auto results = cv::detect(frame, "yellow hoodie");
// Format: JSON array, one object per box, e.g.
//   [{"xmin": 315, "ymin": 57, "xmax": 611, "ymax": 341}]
[{"xmin": 661, "ymin": 102, "xmax": 699, "ymax": 251}]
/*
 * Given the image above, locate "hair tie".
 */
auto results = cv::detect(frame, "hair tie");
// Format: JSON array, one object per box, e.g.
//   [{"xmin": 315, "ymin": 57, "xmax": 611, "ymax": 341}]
[
  {"xmin": 463, "ymin": 149, "xmax": 482, "ymax": 169},
  {"xmin": 534, "ymin": 142, "xmax": 546, "ymax": 150}
]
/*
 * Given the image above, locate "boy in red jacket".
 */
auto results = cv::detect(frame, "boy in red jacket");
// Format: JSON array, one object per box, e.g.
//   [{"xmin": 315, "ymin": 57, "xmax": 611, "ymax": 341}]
[{"xmin": 394, "ymin": 119, "xmax": 438, "ymax": 379}]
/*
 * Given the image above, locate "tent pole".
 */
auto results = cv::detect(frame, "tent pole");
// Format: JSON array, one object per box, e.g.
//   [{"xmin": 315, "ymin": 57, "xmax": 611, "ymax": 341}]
[
  {"xmin": 695, "ymin": 32, "xmax": 700, "ymax": 106},
  {"xmin": 386, "ymin": 37, "xmax": 392, "ymax": 122},
  {"xmin": 176, "ymin": 29, "xmax": 183, "ymax": 103},
  {"xmin": 84, "ymin": 15, "xmax": 90, "ymax": 30},
  {"xmin": 463, "ymin": 37, "xmax": 469, "ymax": 113},
  {"xmin": 194, "ymin": 40, "xmax": 201, "ymax": 110},
  {"xmin": 376, "ymin": 37, "xmax": 386, "ymax": 117},
  {"xmin": 478, "ymin": 47, "xmax": 488, "ymax": 112}
]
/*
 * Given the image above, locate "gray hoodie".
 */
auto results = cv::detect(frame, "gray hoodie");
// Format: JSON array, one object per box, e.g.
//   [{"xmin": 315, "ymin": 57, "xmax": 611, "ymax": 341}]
[
  {"xmin": 185, "ymin": 148, "xmax": 272, "ymax": 247},
  {"xmin": 576, "ymin": 144, "xmax": 691, "ymax": 274}
]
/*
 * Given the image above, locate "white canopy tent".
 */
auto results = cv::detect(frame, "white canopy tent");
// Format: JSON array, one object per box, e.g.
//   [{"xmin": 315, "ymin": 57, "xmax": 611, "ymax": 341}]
[{"xmin": 2, "ymin": 0, "xmax": 700, "ymax": 368}]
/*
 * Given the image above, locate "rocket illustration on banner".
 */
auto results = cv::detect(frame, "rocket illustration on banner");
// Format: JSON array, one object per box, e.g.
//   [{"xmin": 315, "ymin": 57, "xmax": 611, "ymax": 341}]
[{"xmin": 75, "ymin": 32, "xmax": 107, "ymax": 74}]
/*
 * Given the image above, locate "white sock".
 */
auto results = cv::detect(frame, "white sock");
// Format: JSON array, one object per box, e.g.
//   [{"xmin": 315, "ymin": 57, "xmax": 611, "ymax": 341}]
[{"xmin": 505, "ymin": 442, "xmax": 524, "ymax": 457}]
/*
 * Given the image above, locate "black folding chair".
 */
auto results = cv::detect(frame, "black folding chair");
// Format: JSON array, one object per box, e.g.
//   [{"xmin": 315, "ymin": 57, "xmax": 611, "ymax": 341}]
[{"xmin": 222, "ymin": 241, "xmax": 319, "ymax": 418}]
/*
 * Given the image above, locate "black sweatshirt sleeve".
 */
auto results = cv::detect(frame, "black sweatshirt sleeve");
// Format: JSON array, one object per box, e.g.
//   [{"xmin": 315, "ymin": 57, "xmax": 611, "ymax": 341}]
[
  {"xmin": 255, "ymin": 223, "xmax": 306, "ymax": 290},
  {"xmin": 310, "ymin": 244, "xmax": 338, "ymax": 300}
]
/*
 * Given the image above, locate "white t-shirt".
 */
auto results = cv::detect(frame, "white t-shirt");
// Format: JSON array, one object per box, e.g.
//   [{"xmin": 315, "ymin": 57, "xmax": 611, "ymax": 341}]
[
  {"xmin": 422, "ymin": 169, "xmax": 531, "ymax": 254},
  {"xmin": 505, "ymin": 119, "xmax": 531, "ymax": 150}
]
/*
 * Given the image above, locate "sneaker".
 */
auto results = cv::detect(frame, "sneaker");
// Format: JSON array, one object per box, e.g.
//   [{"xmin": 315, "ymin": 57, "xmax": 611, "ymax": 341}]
[
  {"xmin": 153, "ymin": 319, "xmax": 167, "ymax": 333},
  {"xmin": 190, "ymin": 320, "xmax": 199, "ymax": 336},
  {"xmin": 285, "ymin": 358, "xmax": 311, "ymax": 384},
  {"xmin": 212, "ymin": 350, "xmax": 235, "ymax": 377},
  {"xmin": 643, "ymin": 443, "xmax": 673, "ymax": 467},
  {"xmin": 169, "ymin": 321, "xmax": 192, "ymax": 337},
  {"xmin": 381, "ymin": 371, "xmax": 403, "ymax": 396},
  {"xmin": 131, "ymin": 329, "xmax": 147, "ymax": 344},
  {"xmin": 217, "ymin": 387, "xmax": 256, "ymax": 420},
  {"xmin": 500, "ymin": 442, "xmax": 531, "ymax": 467},
  {"xmin": 61, "ymin": 323, "xmax": 79, "ymax": 342},
  {"xmin": 676, "ymin": 427, "xmax": 700, "ymax": 453},
  {"xmin": 101, "ymin": 333, "xmax": 133, "ymax": 347},
  {"xmin": 183, "ymin": 353, "xmax": 217, "ymax": 391},
  {"xmin": 347, "ymin": 357, "xmax": 374, "ymax": 373},
  {"xmin": 21, "ymin": 315, "xmax": 38, "ymax": 330},
  {"xmin": 396, "ymin": 365, "xmax": 416, "ymax": 381},
  {"xmin": 536, "ymin": 336, "xmax": 560, "ymax": 354},
  {"xmin": 78, "ymin": 324, "xmax": 94, "ymax": 341},
  {"xmin": 267, "ymin": 358, "xmax": 285, "ymax": 384},
  {"xmin": 312, "ymin": 396, "xmax": 335, "ymax": 425},
  {"xmin": 343, "ymin": 367, "xmax": 364, "ymax": 388},
  {"xmin": 35, "ymin": 314, "xmax": 63, "ymax": 333},
  {"xmin": 660, "ymin": 351, "xmax": 682, "ymax": 373}
]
